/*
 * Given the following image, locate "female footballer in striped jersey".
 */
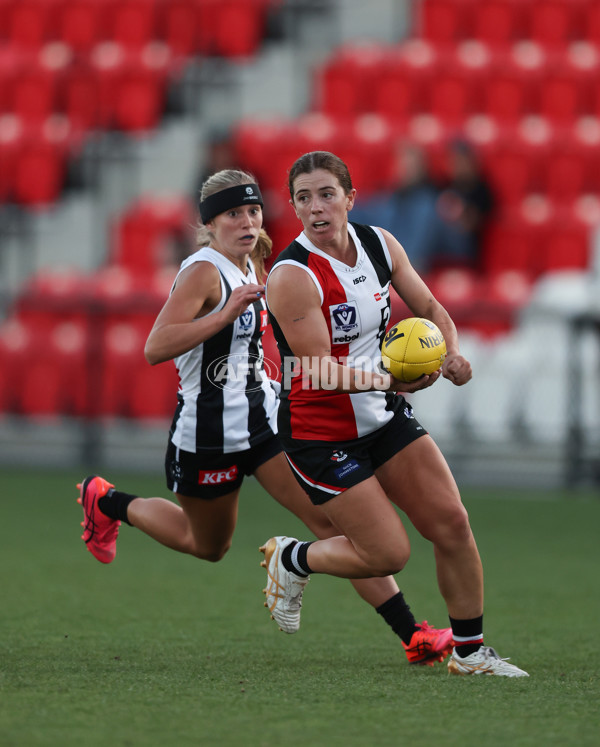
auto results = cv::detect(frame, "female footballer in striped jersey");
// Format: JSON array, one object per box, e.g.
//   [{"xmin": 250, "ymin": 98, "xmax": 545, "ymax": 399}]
[
  {"xmin": 262, "ymin": 151, "xmax": 528, "ymax": 677},
  {"xmin": 77, "ymin": 168, "xmax": 453, "ymax": 666}
]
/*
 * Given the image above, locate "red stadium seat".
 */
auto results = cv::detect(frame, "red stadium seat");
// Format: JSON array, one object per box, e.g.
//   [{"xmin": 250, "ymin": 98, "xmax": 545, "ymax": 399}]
[
  {"xmin": 110, "ymin": 196, "xmax": 191, "ymax": 273},
  {"xmin": 61, "ymin": 61, "xmax": 100, "ymax": 133},
  {"xmin": 99, "ymin": 321, "xmax": 147, "ymax": 417},
  {"xmin": 543, "ymin": 148, "xmax": 590, "ymax": 202},
  {"xmin": 372, "ymin": 43, "xmax": 437, "ymax": 122},
  {"xmin": 315, "ymin": 44, "xmax": 386, "ymax": 118},
  {"xmin": 471, "ymin": 0, "xmax": 527, "ymax": 45},
  {"xmin": 585, "ymin": 1, "xmax": 600, "ymax": 45},
  {"xmin": 481, "ymin": 70, "xmax": 531, "ymax": 124},
  {"xmin": 112, "ymin": 46, "xmax": 170, "ymax": 133},
  {"xmin": 160, "ymin": 0, "xmax": 202, "ymax": 57},
  {"xmin": 537, "ymin": 219, "xmax": 590, "ymax": 274},
  {"xmin": 527, "ymin": 0, "xmax": 585, "ymax": 48},
  {"xmin": 57, "ymin": 0, "xmax": 112, "ymax": 53},
  {"xmin": 537, "ymin": 72, "xmax": 588, "ymax": 125},
  {"xmin": 481, "ymin": 144, "xmax": 539, "ymax": 207},
  {"xmin": 0, "ymin": 115, "xmax": 22, "ymax": 201},
  {"xmin": 0, "ymin": 319, "xmax": 33, "ymax": 413},
  {"xmin": 14, "ymin": 267, "xmax": 90, "ymax": 343},
  {"xmin": 12, "ymin": 118, "xmax": 70, "ymax": 207},
  {"xmin": 90, "ymin": 43, "xmax": 169, "ymax": 133},
  {"xmin": 6, "ymin": 0, "xmax": 60, "ymax": 50},
  {"xmin": 417, "ymin": 0, "xmax": 472, "ymax": 43},
  {"xmin": 211, "ymin": 0, "xmax": 269, "ymax": 58},
  {"xmin": 106, "ymin": 0, "xmax": 159, "ymax": 50},
  {"xmin": 344, "ymin": 114, "xmax": 394, "ymax": 194},
  {"xmin": 8, "ymin": 51, "xmax": 67, "ymax": 124},
  {"xmin": 232, "ymin": 118, "xmax": 296, "ymax": 191},
  {"xmin": 426, "ymin": 73, "xmax": 475, "ymax": 127},
  {"xmin": 482, "ymin": 215, "xmax": 542, "ymax": 275},
  {"xmin": 90, "ymin": 42, "xmax": 127, "ymax": 129},
  {"xmin": 129, "ymin": 360, "xmax": 179, "ymax": 419},
  {"xmin": 10, "ymin": 317, "xmax": 88, "ymax": 417},
  {"xmin": 0, "ymin": 45, "xmax": 24, "ymax": 114},
  {"xmin": 572, "ymin": 117, "xmax": 600, "ymax": 193}
]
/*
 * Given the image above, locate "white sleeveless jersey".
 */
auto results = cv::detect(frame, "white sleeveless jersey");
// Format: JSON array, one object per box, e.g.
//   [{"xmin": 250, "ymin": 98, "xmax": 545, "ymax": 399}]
[
  {"xmin": 268, "ymin": 222, "xmax": 400, "ymax": 442},
  {"xmin": 169, "ymin": 246, "xmax": 278, "ymax": 453}
]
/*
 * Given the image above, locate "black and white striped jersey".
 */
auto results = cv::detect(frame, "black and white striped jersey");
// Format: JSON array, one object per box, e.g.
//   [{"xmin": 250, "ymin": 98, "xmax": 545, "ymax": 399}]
[{"xmin": 169, "ymin": 246, "xmax": 278, "ymax": 454}]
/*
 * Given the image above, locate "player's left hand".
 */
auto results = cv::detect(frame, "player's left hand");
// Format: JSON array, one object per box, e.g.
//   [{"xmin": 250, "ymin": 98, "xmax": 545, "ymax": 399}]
[
  {"xmin": 388, "ymin": 369, "xmax": 441, "ymax": 393},
  {"xmin": 442, "ymin": 354, "xmax": 472, "ymax": 386}
]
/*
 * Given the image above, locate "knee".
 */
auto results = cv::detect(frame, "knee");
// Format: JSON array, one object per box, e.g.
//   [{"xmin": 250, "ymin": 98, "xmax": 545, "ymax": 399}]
[
  {"xmin": 368, "ymin": 545, "xmax": 410, "ymax": 576},
  {"xmin": 190, "ymin": 541, "xmax": 231, "ymax": 563},
  {"xmin": 431, "ymin": 502, "xmax": 473, "ymax": 547}
]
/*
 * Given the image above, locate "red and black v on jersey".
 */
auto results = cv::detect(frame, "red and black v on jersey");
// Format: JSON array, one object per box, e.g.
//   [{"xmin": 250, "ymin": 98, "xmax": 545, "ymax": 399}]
[{"xmin": 267, "ymin": 222, "xmax": 402, "ymax": 442}]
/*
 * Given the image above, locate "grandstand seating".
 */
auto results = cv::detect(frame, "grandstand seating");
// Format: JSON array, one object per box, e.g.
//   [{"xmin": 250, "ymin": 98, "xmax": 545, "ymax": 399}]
[
  {"xmin": 0, "ymin": 0, "xmax": 277, "ymax": 207},
  {"xmin": 3, "ymin": 0, "xmax": 600, "ymax": 420}
]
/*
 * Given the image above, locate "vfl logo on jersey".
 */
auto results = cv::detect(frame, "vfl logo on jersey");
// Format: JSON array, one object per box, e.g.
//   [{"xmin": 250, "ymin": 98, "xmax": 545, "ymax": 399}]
[
  {"xmin": 330, "ymin": 301, "xmax": 360, "ymax": 344},
  {"xmin": 239, "ymin": 309, "xmax": 253, "ymax": 329},
  {"xmin": 404, "ymin": 405, "xmax": 414, "ymax": 420},
  {"xmin": 235, "ymin": 309, "xmax": 254, "ymax": 339},
  {"xmin": 198, "ymin": 466, "xmax": 239, "ymax": 485},
  {"xmin": 330, "ymin": 450, "xmax": 348, "ymax": 462}
]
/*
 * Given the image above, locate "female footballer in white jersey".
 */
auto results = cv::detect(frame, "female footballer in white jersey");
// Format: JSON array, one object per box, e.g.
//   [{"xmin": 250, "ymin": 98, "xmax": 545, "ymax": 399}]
[
  {"xmin": 77, "ymin": 169, "xmax": 454, "ymax": 666},
  {"xmin": 262, "ymin": 151, "xmax": 528, "ymax": 677}
]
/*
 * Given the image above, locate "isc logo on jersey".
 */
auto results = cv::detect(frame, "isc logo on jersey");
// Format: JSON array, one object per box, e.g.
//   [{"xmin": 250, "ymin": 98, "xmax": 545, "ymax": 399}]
[{"xmin": 330, "ymin": 301, "xmax": 361, "ymax": 344}]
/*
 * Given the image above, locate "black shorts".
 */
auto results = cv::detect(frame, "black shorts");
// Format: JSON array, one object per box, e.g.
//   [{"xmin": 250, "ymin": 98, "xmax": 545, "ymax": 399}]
[
  {"xmin": 165, "ymin": 435, "xmax": 282, "ymax": 499},
  {"xmin": 280, "ymin": 398, "xmax": 427, "ymax": 505}
]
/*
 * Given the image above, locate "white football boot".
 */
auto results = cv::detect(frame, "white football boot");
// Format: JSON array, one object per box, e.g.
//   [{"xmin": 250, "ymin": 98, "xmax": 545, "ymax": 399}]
[
  {"xmin": 448, "ymin": 645, "xmax": 529, "ymax": 677},
  {"xmin": 259, "ymin": 536, "xmax": 309, "ymax": 634}
]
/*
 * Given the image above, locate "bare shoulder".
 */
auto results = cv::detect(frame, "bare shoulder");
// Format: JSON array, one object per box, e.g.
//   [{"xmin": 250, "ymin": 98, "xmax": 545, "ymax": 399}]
[{"xmin": 268, "ymin": 263, "xmax": 320, "ymax": 299}]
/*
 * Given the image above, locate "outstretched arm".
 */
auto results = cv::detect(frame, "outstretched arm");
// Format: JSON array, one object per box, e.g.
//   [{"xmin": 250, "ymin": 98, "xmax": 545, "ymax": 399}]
[
  {"xmin": 381, "ymin": 228, "xmax": 472, "ymax": 386},
  {"xmin": 267, "ymin": 263, "xmax": 433, "ymax": 393}
]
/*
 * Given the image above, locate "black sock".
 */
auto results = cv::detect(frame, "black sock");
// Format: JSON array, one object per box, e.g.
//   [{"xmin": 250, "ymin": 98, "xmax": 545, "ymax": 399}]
[
  {"xmin": 376, "ymin": 592, "xmax": 418, "ymax": 645},
  {"xmin": 281, "ymin": 540, "xmax": 313, "ymax": 577},
  {"xmin": 449, "ymin": 614, "xmax": 484, "ymax": 658},
  {"xmin": 98, "ymin": 489, "xmax": 136, "ymax": 526}
]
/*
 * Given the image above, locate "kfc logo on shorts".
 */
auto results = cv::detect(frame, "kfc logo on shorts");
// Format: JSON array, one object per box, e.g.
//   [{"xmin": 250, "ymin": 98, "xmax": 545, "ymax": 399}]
[{"xmin": 198, "ymin": 466, "xmax": 238, "ymax": 484}]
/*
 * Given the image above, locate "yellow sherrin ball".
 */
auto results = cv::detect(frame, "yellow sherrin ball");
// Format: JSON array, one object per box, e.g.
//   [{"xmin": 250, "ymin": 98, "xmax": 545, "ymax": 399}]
[{"xmin": 381, "ymin": 317, "xmax": 447, "ymax": 382}]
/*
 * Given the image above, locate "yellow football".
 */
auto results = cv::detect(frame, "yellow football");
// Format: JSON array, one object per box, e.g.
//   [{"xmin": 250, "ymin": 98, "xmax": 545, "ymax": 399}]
[{"xmin": 381, "ymin": 317, "xmax": 447, "ymax": 382}]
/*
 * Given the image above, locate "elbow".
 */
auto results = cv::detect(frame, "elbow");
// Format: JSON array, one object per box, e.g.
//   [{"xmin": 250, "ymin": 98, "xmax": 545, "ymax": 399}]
[{"xmin": 144, "ymin": 343, "xmax": 160, "ymax": 366}]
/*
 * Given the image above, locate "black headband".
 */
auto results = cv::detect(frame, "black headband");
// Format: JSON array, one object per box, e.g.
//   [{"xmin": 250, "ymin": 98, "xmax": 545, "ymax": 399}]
[{"xmin": 199, "ymin": 183, "xmax": 263, "ymax": 223}]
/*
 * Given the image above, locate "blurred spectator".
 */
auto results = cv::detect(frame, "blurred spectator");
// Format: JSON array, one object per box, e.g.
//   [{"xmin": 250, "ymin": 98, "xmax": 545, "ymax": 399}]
[
  {"xmin": 433, "ymin": 139, "xmax": 495, "ymax": 271},
  {"xmin": 193, "ymin": 131, "xmax": 237, "ymax": 199},
  {"xmin": 351, "ymin": 140, "xmax": 441, "ymax": 273}
]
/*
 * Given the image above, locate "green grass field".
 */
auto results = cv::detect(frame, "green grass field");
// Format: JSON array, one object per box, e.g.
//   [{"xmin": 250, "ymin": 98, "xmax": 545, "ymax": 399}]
[{"xmin": 1, "ymin": 468, "xmax": 599, "ymax": 746}]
